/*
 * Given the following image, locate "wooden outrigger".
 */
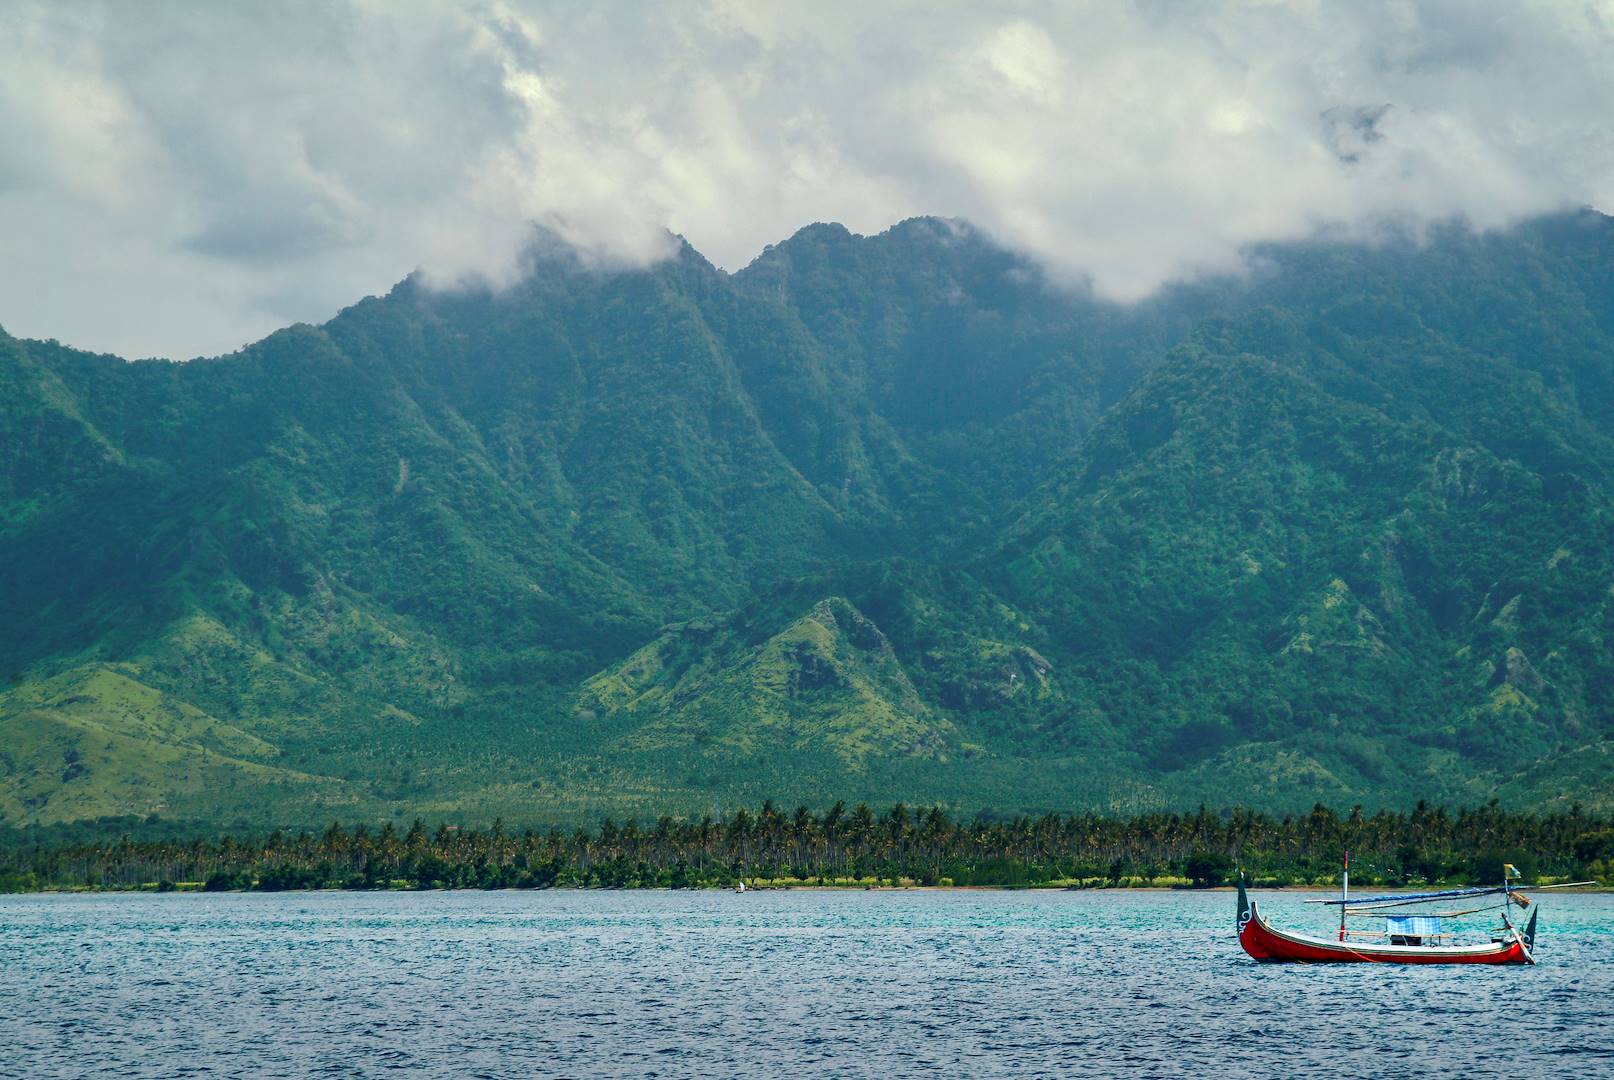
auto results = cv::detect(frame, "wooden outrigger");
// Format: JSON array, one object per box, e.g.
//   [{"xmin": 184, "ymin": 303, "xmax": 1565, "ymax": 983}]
[{"xmin": 1236, "ymin": 856, "xmax": 1590, "ymax": 965}]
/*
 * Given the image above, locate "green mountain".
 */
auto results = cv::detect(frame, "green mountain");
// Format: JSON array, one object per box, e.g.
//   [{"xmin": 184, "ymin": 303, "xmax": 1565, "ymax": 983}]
[
  {"xmin": 4, "ymin": 212, "xmax": 1614, "ymax": 825},
  {"xmin": 580, "ymin": 597, "xmax": 962, "ymax": 768}
]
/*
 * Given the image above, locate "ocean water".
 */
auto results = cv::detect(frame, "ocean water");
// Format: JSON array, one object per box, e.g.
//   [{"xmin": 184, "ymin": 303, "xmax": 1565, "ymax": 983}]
[{"xmin": 1, "ymin": 888, "xmax": 1609, "ymax": 1078}]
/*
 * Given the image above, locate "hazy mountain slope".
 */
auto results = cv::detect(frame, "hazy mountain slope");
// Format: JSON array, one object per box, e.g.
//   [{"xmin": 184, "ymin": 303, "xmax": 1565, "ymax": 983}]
[
  {"xmin": 988, "ymin": 267, "xmax": 1614, "ymax": 806},
  {"xmin": 729, "ymin": 218, "xmax": 1223, "ymax": 537},
  {"xmin": 3, "ymin": 212, "xmax": 1614, "ymax": 824}
]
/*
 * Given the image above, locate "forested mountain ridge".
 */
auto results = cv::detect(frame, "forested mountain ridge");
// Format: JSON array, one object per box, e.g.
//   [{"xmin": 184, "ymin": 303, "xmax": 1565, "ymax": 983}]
[{"xmin": 4, "ymin": 211, "xmax": 1613, "ymax": 826}]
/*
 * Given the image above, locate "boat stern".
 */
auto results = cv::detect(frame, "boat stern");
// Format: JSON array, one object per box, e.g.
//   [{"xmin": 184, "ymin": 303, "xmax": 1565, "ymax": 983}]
[{"xmin": 1519, "ymin": 907, "xmax": 1539, "ymax": 964}]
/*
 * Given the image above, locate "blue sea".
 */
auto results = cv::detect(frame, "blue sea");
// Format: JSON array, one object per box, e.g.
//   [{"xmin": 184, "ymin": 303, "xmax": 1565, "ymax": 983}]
[{"xmin": 1, "ymin": 888, "xmax": 1609, "ymax": 1078}]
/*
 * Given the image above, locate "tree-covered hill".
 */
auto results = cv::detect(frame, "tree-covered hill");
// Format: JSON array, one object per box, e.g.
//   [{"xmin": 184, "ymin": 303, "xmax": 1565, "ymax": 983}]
[{"xmin": 4, "ymin": 211, "xmax": 1613, "ymax": 825}]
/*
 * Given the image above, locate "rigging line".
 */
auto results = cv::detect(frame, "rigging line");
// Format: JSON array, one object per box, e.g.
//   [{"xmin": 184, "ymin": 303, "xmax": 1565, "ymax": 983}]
[
  {"xmin": 1345, "ymin": 905, "xmax": 1489, "ymax": 918},
  {"xmin": 1310, "ymin": 885, "xmax": 1505, "ymax": 907}
]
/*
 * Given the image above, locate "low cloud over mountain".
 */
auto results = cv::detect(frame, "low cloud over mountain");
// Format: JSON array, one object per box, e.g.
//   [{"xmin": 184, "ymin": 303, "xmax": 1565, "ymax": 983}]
[{"xmin": 2, "ymin": 1, "xmax": 1611, "ymax": 358}]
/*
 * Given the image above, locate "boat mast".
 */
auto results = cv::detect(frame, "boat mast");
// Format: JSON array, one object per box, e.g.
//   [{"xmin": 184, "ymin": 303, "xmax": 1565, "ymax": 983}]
[
  {"xmin": 1497, "ymin": 865, "xmax": 1510, "ymax": 936},
  {"xmin": 1339, "ymin": 849, "xmax": 1349, "ymax": 941}
]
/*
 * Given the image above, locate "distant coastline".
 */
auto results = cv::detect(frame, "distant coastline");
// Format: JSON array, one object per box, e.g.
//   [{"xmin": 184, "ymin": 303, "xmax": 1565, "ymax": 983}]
[
  {"xmin": 6, "ymin": 800, "xmax": 1611, "ymax": 896},
  {"xmin": 5, "ymin": 878, "xmax": 1228, "ymax": 895},
  {"xmin": 6, "ymin": 880, "xmax": 1610, "ymax": 896}
]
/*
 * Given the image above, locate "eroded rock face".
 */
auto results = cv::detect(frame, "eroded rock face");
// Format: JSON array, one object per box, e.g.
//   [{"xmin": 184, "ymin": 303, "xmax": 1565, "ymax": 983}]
[
  {"xmin": 786, "ymin": 642, "xmax": 843, "ymax": 694},
  {"xmin": 1502, "ymin": 646, "xmax": 1547, "ymax": 696}
]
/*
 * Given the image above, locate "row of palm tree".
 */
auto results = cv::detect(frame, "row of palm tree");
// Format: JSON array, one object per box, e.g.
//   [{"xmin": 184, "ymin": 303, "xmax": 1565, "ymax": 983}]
[{"xmin": 5, "ymin": 798, "xmax": 1609, "ymax": 891}]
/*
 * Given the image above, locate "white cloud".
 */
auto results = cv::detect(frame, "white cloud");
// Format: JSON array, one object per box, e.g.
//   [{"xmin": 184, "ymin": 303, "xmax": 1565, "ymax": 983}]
[{"xmin": 0, "ymin": 0, "xmax": 1610, "ymax": 358}]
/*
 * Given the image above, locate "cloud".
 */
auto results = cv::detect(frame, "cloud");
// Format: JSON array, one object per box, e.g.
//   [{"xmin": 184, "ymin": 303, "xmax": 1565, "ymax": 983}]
[{"xmin": 1, "ymin": 0, "xmax": 1611, "ymax": 358}]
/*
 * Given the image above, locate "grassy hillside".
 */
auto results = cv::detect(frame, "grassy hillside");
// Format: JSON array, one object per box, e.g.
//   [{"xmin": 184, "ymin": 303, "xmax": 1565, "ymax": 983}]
[
  {"xmin": 0, "ymin": 664, "xmax": 355, "ymax": 823},
  {"xmin": 3, "ymin": 212, "xmax": 1614, "ymax": 824}
]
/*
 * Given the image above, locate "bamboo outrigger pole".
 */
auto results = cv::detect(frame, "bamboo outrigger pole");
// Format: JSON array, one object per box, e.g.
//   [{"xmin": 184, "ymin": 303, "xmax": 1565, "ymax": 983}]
[{"xmin": 1309, "ymin": 881, "xmax": 1595, "ymax": 906}]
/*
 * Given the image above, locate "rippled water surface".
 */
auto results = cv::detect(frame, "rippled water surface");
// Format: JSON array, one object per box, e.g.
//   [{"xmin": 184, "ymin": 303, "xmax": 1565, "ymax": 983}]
[{"xmin": 1, "ymin": 888, "xmax": 1609, "ymax": 1078}]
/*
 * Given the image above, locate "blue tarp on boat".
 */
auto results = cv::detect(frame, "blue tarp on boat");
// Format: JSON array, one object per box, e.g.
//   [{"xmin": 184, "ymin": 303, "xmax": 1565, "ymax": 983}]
[{"xmin": 1386, "ymin": 916, "xmax": 1442, "ymax": 937}]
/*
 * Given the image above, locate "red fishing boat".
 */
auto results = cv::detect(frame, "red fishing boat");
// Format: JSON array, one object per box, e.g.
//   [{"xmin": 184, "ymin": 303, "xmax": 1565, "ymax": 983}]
[{"xmin": 1236, "ymin": 856, "xmax": 1589, "ymax": 965}]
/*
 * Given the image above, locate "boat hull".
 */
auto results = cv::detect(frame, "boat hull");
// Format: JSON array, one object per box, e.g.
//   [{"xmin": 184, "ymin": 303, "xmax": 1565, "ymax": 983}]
[{"xmin": 1237, "ymin": 882, "xmax": 1533, "ymax": 965}]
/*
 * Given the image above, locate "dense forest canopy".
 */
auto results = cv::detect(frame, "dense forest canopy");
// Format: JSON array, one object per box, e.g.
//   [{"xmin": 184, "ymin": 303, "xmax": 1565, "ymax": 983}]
[{"xmin": 4, "ymin": 211, "xmax": 1614, "ymax": 825}]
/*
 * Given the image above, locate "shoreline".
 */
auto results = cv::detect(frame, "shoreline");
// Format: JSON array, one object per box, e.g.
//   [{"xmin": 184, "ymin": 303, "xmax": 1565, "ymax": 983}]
[{"xmin": 6, "ymin": 881, "xmax": 1608, "ymax": 896}]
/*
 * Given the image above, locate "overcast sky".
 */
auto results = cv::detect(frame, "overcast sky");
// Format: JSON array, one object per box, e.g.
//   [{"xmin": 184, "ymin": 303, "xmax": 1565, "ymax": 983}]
[{"xmin": 2, "ymin": 1, "xmax": 1611, "ymax": 360}]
